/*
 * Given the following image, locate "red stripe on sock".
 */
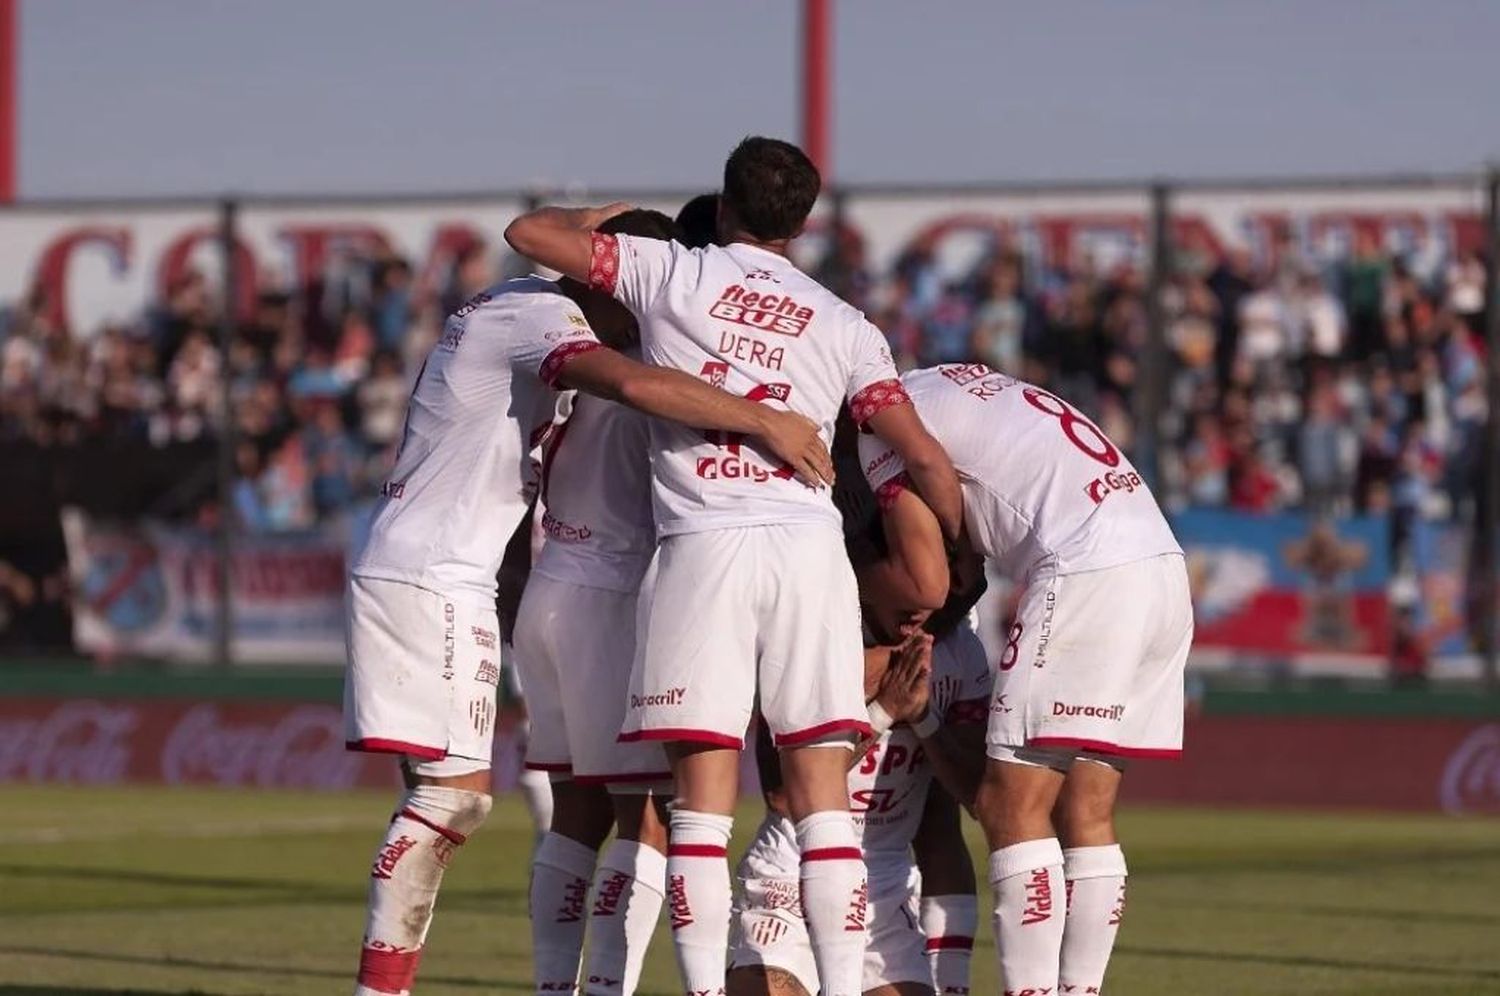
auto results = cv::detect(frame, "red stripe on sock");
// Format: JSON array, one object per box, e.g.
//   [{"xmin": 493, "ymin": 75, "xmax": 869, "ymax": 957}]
[
  {"xmin": 802, "ymin": 846, "xmax": 863, "ymax": 862},
  {"xmin": 358, "ymin": 945, "xmax": 423, "ymax": 994},
  {"xmin": 925, "ymin": 934, "xmax": 974, "ymax": 951},
  {"xmin": 396, "ymin": 807, "xmax": 467, "ymax": 846},
  {"xmin": 667, "ymin": 843, "xmax": 727, "ymax": 858}
]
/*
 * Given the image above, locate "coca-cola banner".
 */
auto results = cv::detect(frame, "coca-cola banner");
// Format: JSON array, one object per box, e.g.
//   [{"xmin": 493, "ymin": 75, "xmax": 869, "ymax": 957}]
[
  {"xmin": 1, "ymin": 182, "xmax": 1486, "ymax": 339},
  {"xmin": 1125, "ymin": 716, "xmax": 1500, "ymax": 814},
  {"xmin": 0, "ymin": 698, "xmax": 527, "ymax": 791},
  {"xmin": 61, "ymin": 507, "xmax": 349, "ymax": 665}
]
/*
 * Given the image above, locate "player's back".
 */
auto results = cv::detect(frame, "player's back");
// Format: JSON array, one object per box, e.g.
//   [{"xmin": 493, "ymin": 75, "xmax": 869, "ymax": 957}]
[
  {"xmin": 351, "ymin": 277, "xmax": 601, "ymax": 603},
  {"xmin": 601, "ymin": 234, "xmax": 902, "ymax": 538},
  {"xmin": 870, "ymin": 364, "xmax": 1180, "ymax": 580},
  {"xmin": 531, "ymin": 387, "xmax": 655, "ymax": 593}
]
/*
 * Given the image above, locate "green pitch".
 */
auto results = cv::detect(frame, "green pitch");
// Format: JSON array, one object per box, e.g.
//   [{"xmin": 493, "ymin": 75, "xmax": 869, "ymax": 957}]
[{"xmin": 0, "ymin": 787, "xmax": 1496, "ymax": 996}]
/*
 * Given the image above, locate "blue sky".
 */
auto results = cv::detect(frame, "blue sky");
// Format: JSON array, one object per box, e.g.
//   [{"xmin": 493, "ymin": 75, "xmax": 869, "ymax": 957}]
[{"xmin": 17, "ymin": 0, "xmax": 1500, "ymax": 198}]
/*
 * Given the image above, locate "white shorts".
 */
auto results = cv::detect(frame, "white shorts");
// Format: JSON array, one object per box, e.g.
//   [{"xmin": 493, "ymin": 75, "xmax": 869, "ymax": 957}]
[
  {"xmin": 512, "ymin": 575, "xmax": 669, "ymax": 786},
  {"xmin": 343, "ymin": 576, "xmax": 500, "ymax": 769},
  {"xmin": 729, "ymin": 871, "xmax": 929, "ymax": 993},
  {"xmin": 619, "ymin": 524, "xmax": 867, "ymax": 749},
  {"xmin": 988, "ymin": 553, "xmax": 1192, "ymax": 761}
]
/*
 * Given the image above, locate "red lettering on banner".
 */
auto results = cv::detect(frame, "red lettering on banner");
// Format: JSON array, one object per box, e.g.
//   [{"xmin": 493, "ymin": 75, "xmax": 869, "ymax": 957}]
[
  {"xmin": 157, "ymin": 226, "xmax": 258, "ymax": 322},
  {"xmin": 30, "ymin": 227, "xmax": 132, "ymax": 333},
  {"xmin": 277, "ymin": 225, "xmax": 392, "ymax": 292}
]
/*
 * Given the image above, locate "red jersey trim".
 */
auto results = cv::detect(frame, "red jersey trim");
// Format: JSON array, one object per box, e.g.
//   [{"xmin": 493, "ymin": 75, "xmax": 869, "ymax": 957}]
[
  {"xmin": 849, "ymin": 378, "xmax": 912, "ymax": 425},
  {"xmin": 346, "ymin": 737, "xmax": 446, "ymax": 761},
  {"xmin": 667, "ymin": 843, "xmax": 728, "ymax": 858},
  {"xmin": 523, "ymin": 760, "xmax": 574, "ymax": 773},
  {"xmin": 874, "ymin": 471, "xmax": 914, "ymax": 512},
  {"xmin": 618, "ymin": 727, "xmax": 745, "ymax": 749},
  {"xmin": 1027, "ymin": 736, "xmax": 1182, "ymax": 760},
  {"xmin": 773, "ymin": 718, "xmax": 874, "ymax": 747},
  {"xmin": 589, "ymin": 231, "xmax": 621, "ymax": 295},
  {"xmin": 539, "ymin": 339, "xmax": 605, "ymax": 388}
]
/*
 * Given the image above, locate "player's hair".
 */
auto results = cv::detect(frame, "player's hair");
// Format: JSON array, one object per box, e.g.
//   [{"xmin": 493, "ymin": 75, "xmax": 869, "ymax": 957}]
[
  {"xmin": 597, "ymin": 208, "xmax": 683, "ymax": 243},
  {"xmin": 721, "ymin": 136, "xmax": 821, "ymax": 242},
  {"xmin": 675, "ymin": 193, "xmax": 720, "ymax": 249}
]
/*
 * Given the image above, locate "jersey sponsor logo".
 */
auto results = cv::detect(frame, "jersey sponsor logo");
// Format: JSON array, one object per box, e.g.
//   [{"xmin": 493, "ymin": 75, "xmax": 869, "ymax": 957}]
[
  {"xmin": 370, "ymin": 834, "xmax": 419, "ymax": 880},
  {"xmin": 696, "ymin": 456, "xmax": 788, "ymax": 483},
  {"xmin": 845, "ymin": 879, "xmax": 869, "ymax": 932},
  {"xmin": 592, "ymin": 870, "xmax": 630, "ymax": 917},
  {"xmin": 541, "ymin": 508, "xmax": 593, "ymax": 543},
  {"xmin": 469, "ymin": 696, "xmax": 494, "ymax": 738},
  {"xmin": 701, "ymin": 360, "xmax": 729, "ymax": 388},
  {"xmin": 472, "ymin": 626, "xmax": 496, "ymax": 649},
  {"xmin": 453, "ymin": 291, "xmax": 493, "ymax": 319},
  {"xmin": 745, "ymin": 267, "xmax": 781, "ymax": 283},
  {"xmin": 379, "ymin": 479, "xmax": 407, "ymax": 500},
  {"xmin": 757, "ymin": 878, "xmax": 803, "ymax": 913},
  {"xmin": 630, "ymin": 687, "xmax": 686, "ymax": 709},
  {"xmin": 716, "ymin": 330, "xmax": 786, "ymax": 370},
  {"xmin": 1020, "ymin": 868, "xmax": 1055, "ymax": 926},
  {"xmin": 849, "ymin": 784, "xmax": 918, "ymax": 815},
  {"xmin": 856, "ymin": 741, "xmax": 926, "ymax": 777},
  {"xmin": 1084, "ymin": 469, "xmax": 1144, "ymax": 505},
  {"xmin": 710, "ymin": 284, "xmax": 814, "ymax": 337},
  {"xmin": 1052, "ymin": 701, "xmax": 1125, "ymax": 721},
  {"xmin": 865, "ymin": 448, "xmax": 897, "ymax": 477},
  {"xmin": 545, "ymin": 327, "xmax": 594, "ymax": 342},
  {"xmin": 474, "ymin": 659, "xmax": 500, "ymax": 686},
  {"xmin": 567, "ymin": 312, "xmax": 590, "ymax": 329},
  {"xmin": 667, "ymin": 873, "xmax": 694, "ymax": 929},
  {"xmin": 441, "ymin": 603, "xmax": 456, "ymax": 682}
]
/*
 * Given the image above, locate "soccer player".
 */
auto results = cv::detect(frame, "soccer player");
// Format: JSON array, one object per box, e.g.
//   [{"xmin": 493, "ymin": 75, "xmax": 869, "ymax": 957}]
[
  {"xmin": 511, "ymin": 209, "xmax": 683, "ymax": 996},
  {"xmin": 505, "ymin": 137, "xmax": 964, "ymax": 996},
  {"xmin": 343, "ymin": 209, "xmax": 834, "ymax": 996},
  {"xmin": 857, "ymin": 363, "xmax": 1192, "ymax": 996},
  {"xmin": 727, "ymin": 624, "xmax": 992, "ymax": 996}
]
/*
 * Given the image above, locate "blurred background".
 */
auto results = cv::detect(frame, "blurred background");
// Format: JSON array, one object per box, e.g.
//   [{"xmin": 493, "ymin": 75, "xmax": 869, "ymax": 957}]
[{"xmin": 1, "ymin": 3, "xmax": 1498, "ymax": 994}]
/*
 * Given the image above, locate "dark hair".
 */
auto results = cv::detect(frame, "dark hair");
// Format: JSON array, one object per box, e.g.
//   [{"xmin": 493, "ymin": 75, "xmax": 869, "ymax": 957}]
[
  {"xmin": 721, "ymin": 136, "xmax": 820, "ymax": 242},
  {"xmin": 675, "ymin": 193, "xmax": 720, "ymax": 249},
  {"xmin": 597, "ymin": 208, "xmax": 683, "ymax": 243}
]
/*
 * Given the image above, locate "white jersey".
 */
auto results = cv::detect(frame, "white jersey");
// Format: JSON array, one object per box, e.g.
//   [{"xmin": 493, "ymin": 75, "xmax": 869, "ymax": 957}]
[
  {"xmin": 351, "ymin": 277, "xmax": 604, "ymax": 604},
  {"xmin": 859, "ymin": 364, "xmax": 1181, "ymax": 581},
  {"xmin": 739, "ymin": 626, "xmax": 993, "ymax": 890},
  {"xmin": 589, "ymin": 232, "xmax": 907, "ymax": 538},
  {"xmin": 531, "ymin": 389, "xmax": 655, "ymax": 593}
]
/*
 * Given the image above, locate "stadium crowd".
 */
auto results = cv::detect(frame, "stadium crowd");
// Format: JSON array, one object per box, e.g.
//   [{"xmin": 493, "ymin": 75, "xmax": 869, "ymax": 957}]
[{"xmin": 0, "ymin": 222, "xmax": 1490, "ymax": 534}]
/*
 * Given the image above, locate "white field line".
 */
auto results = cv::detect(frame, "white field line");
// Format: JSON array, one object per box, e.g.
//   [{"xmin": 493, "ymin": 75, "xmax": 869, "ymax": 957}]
[{"xmin": 0, "ymin": 814, "xmax": 375, "ymax": 844}]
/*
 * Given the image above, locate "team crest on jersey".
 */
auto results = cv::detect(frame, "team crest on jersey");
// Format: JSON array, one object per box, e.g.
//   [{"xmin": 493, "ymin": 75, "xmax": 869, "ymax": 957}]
[
  {"xmin": 567, "ymin": 312, "xmax": 590, "ymax": 328},
  {"xmin": 710, "ymin": 285, "xmax": 814, "ymax": 337}
]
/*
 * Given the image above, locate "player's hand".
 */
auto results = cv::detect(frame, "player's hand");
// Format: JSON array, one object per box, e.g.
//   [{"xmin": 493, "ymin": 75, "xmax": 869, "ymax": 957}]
[
  {"xmin": 876, "ymin": 630, "xmax": 932, "ymax": 724},
  {"xmin": 863, "ymin": 644, "xmax": 894, "ymax": 700},
  {"xmin": 758, "ymin": 410, "xmax": 835, "ymax": 488}
]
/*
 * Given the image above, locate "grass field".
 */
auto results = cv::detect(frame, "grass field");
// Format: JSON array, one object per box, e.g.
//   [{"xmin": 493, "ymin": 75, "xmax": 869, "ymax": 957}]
[{"xmin": 0, "ymin": 787, "xmax": 1497, "ymax": 996}]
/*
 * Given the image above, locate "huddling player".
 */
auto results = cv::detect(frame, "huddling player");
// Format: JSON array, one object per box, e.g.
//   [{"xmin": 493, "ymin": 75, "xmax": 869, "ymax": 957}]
[
  {"xmin": 511, "ymin": 210, "xmax": 686, "ymax": 996},
  {"xmin": 506, "ymin": 137, "xmax": 964, "ymax": 996},
  {"xmin": 858, "ymin": 363, "xmax": 1191, "ymax": 996},
  {"xmin": 342, "ymin": 208, "xmax": 835, "ymax": 996}
]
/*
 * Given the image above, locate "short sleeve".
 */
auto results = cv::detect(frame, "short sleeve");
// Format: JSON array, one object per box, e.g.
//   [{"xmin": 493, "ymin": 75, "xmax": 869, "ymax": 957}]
[
  {"xmin": 509, "ymin": 299, "xmax": 605, "ymax": 388},
  {"xmin": 856, "ymin": 432, "xmax": 910, "ymax": 511},
  {"xmin": 845, "ymin": 319, "xmax": 909, "ymax": 425},
  {"xmin": 589, "ymin": 232, "xmax": 677, "ymax": 315}
]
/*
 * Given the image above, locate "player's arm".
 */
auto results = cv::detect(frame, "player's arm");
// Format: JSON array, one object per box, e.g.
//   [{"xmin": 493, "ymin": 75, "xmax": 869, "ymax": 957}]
[
  {"xmin": 911, "ymin": 782, "xmax": 977, "ymax": 898},
  {"xmin": 555, "ymin": 348, "xmax": 834, "ymax": 488},
  {"xmin": 495, "ymin": 501, "xmax": 535, "ymax": 645},
  {"xmin": 864, "ymin": 401, "xmax": 964, "ymax": 543},
  {"xmin": 504, "ymin": 203, "xmax": 631, "ymax": 283},
  {"xmin": 865, "ymin": 484, "xmax": 950, "ymax": 612}
]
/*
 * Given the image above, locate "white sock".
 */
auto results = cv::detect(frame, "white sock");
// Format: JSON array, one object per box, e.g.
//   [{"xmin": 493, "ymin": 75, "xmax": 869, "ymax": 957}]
[
  {"xmin": 530, "ymin": 832, "xmax": 599, "ymax": 996},
  {"xmin": 1059, "ymin": 845, "xmax": 1128, "ymax": 996},
  {"xmin": 795, "ymin": 811, "xmax": 868, "ymax": 996},
  {"xmin": 583, "ymin": 839, "xmax": 667, "ymax": 996},
  {"xmin": 921, "ymin": 894, "xmax": 978, "ymax": 996},
  {"xmin": 989, "ymin": 838, "xmax": 1066, "ymax": 996},
  {"xmin": 356, "ymin": 786, "xmax": 491, "ymax": 996},
  {"xmin": 519, "ymin": 766, "xmax": 555, "ymax": 839},
  {"xmin": 666, "ymin": 809, "xmax": 735, "ymax": 996}
]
